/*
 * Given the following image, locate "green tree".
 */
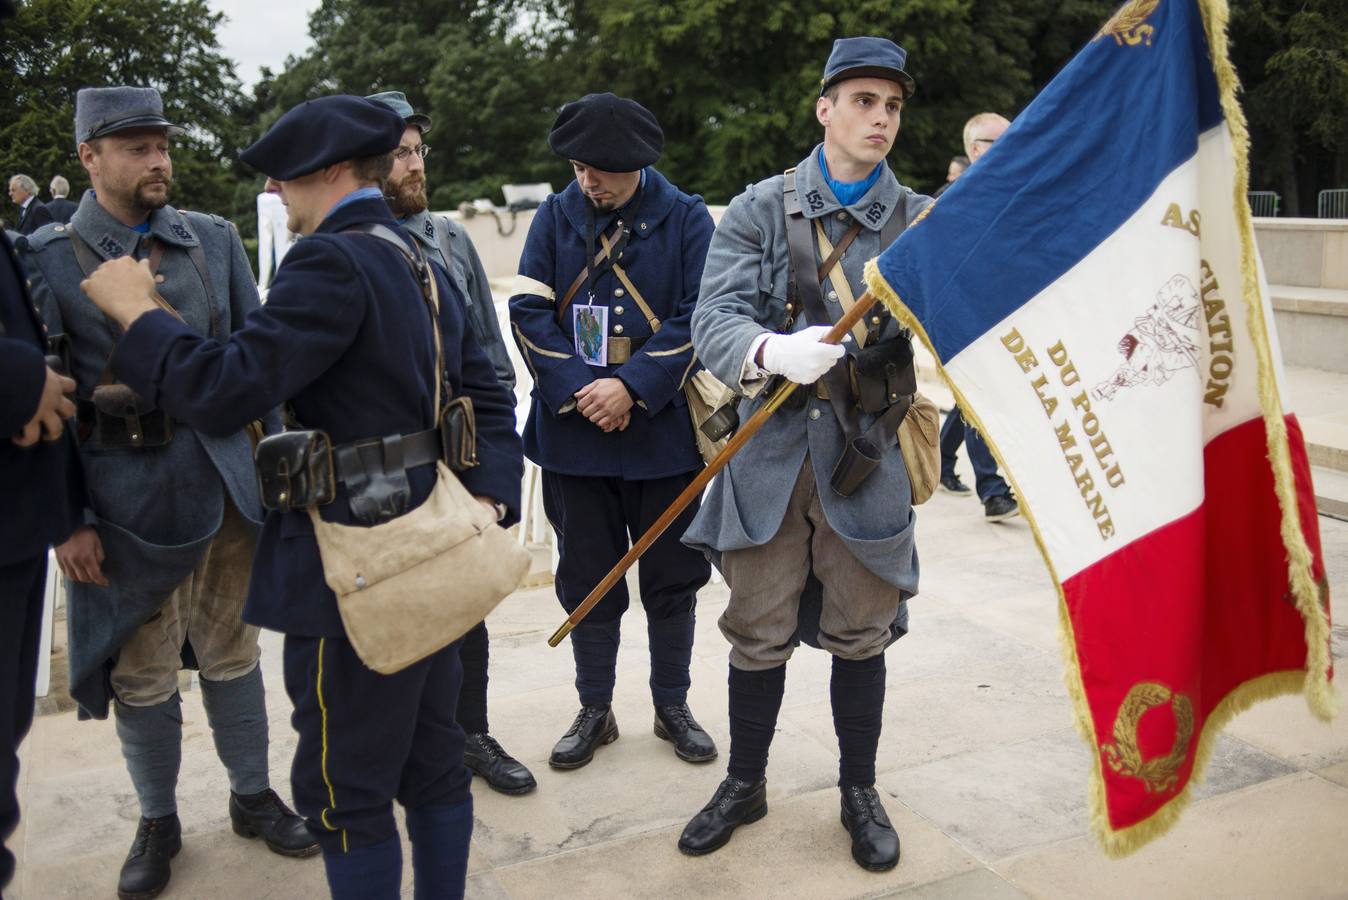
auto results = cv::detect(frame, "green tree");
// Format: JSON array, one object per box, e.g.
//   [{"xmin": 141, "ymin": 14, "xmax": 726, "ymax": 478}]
[
  {"xmin": 1230, "ymin": 0, "xmax": 1348, "ymax": 215},
  {"xmin": 0, "ymin": 0, "xmax": 252, "ymax": 230},
  {"xmin": 249, "ymin": 0, "xmax": 569, "ymax": 209}
]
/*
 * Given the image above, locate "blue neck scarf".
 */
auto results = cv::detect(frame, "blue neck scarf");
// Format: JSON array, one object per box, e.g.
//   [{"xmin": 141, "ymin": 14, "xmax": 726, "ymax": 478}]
[
  {"xmin": 326, "ymin": 186, "xmax": 384, "ymax": 220},
  {"xmin": 818, "ymin": 147, "xmax": 882, "ymax": 208}
]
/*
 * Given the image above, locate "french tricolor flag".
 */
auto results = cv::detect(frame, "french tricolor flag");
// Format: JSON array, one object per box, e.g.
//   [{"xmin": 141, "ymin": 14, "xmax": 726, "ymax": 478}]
[{"xmin": 865, "ymin": 0, "xmax": 1334, "ymax": 855}]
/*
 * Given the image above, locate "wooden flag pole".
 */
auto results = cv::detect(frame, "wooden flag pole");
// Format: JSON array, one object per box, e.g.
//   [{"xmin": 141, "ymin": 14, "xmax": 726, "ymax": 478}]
[{"xmin": 547, "ymin": 291, "xmax": 878, "ymax": 647}]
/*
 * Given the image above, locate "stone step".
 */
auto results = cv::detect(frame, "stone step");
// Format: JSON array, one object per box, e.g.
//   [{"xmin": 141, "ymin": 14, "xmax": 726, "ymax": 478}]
[
  {"xmin": 1270, "ymin": 284, "xmax": 1348, "ymax": 374},
  {"xmin": 1312, "ymin": 465, "xmax": 1348, "ymax": 521}
]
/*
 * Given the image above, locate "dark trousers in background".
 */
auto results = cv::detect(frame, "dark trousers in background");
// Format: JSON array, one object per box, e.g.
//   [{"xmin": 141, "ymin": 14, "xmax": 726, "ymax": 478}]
[
  {"xmin": 542, "ymin": 469, "xmax": 711, "ymax": 707},
  {"xmin": 455, "ymin": 622, "xmax": 489, "ymax": 735},
  {"xmin": 0, "ymin": 554, "xmax": 46, "ymax": 891},
  {"xmin": 938, "ymin": 406, "xmax": 1011, "ymax": 502}
]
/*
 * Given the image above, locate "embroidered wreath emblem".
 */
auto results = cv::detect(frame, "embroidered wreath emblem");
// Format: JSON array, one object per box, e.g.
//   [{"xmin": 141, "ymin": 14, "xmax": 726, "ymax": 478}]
[{"xmin": 1100, "ymin": 681, "xmax": 1193, "ymax": 794}]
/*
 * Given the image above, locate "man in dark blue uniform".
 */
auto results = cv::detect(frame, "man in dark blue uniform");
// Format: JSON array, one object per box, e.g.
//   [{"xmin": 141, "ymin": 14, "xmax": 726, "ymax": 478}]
[
  {"xmin": 509, "ymin": 93, "xmax": 717, "ymax": 770},
  {"xmin": 367, "ymin": 90, "xmax": 535, "ymax": 797},
  {"xmin": 0, "ymin": 227, "xmax": 84, "ymax": 895},
  {"xmin": 79, "ymin": 95, "xmax": 523, "ymax": 900}
]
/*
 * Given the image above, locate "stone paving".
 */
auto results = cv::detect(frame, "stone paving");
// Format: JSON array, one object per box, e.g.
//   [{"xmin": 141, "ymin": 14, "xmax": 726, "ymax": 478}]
[{"xmin": 9, "ymin": 464, "xmax": 1348, "ymax": 899}]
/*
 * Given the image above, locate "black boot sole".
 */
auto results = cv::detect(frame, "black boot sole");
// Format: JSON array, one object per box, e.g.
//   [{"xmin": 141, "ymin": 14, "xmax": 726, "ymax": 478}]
[
  {"xmin": 117, "ymin": 836, "xmax": 182, "ymax": 900},
  {"xmin": 840, "ymin": 813, "xmax": 900, "ymax": 872},
  {"xmin": 677, "ymin": 801, "xmax": 768, "ymax": 856},
  {"xmin": 548, "ymin": 724, "xmax": 619, "ymax": 770},
  {"xmin": 231, "ymin": 818, "xmax": 322, "ymax": 858},
  {"xmin": 653, "ymin": 721, "xmax": 719, "ymax": 763}
]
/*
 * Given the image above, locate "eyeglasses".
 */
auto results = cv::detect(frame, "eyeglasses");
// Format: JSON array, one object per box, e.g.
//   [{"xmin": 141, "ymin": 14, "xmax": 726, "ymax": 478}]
[{"xmin": 392, "ymin": 144, "xmax": 430, "ymax": 161}]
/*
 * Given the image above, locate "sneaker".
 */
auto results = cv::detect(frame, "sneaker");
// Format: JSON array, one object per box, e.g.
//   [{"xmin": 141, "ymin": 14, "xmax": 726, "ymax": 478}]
[
  {"xmin": 939, "ymin": 472, "xmax": 972, "ymax": 495},
  {"xmin": 983, "ymin": 494, "xmax": 1019, "ymax": 522}
]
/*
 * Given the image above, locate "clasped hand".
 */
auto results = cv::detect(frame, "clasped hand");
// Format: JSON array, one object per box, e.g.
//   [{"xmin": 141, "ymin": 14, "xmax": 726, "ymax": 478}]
[{"xmin": 575, "ymin": 378, "xmax": 633, "ymax": 432}]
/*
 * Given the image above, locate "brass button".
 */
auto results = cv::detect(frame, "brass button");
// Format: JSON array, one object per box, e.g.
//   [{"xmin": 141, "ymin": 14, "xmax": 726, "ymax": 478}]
[
  {"xmin": 827, "ymin": 291, "xmax": 838, "ymax": 301},
  {"xmin": 639, "ymin": 223, "xmax": 647, "ymax": 230},
  {"xmin": 614, "ymin": 324, "xmax": 624, "ymax": 334},
  {"xmin": 871, "ymin": 316, "xmax": 881, "ymax": 325},
  {"xmin": 785, "ymin": 303, "xmax": 793, "ymax": 312},
  {"xmin": 613, "ymin": 305, "xmax": 624, "ymax": 315},
  {"xmin": 614, "ymin": 288, "xmax": 625, "ymax": 297},
  {"xmin": 836, "ymin": 212, "xmax": 848, "ymax": 222},
  {"xmin": 809, "ymin": 408, "xmax": 821, "ymax": 420}
]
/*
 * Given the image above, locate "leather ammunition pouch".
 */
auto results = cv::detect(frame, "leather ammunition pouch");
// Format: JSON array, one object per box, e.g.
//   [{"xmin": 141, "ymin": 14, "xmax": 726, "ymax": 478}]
[
  {"xmin": 90, "ymin": 384, "xmax": 173, "ymax": 449},
  {"xmin": 850, "ymin": 336, "xmax": 917, "ymax": 414},
  {"xmin": 440, "ymin": 396, "xmax": 479, "ymax": 472},
  {"xmin": 256, "ymin": 429, "xmax": 336, "ymax": 513},
  {"xmin": 700, "ymin": 401, "xmax": 739, "ymax": 443}
]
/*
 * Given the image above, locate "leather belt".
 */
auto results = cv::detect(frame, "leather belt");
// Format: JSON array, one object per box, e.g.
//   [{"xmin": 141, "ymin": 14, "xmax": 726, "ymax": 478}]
[
  {"xmin": 333, "ymin": 427, "xmax": 442, "ymax": 487},
  {"xmin": 608, "ymin": 335, "xmax": 647, "ymax": 365}
]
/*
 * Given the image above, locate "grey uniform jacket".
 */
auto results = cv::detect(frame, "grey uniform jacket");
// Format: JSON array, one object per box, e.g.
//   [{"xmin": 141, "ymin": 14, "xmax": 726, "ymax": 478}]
[
  {"xmin": 682, "ymin": 146, "xmax": 931, "ymax": 595},
  {"xmin": 402, "ymin": 210, "xmax": 516, "ymax": 393},
  {"xmin": 20, "ymin": 192, "xmax": 265, "ymax": 716}
]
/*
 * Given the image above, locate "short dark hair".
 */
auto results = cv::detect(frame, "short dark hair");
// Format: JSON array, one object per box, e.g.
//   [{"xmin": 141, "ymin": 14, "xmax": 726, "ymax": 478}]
[
  {"xmin": 822, "ymin": 84, "xmax": 842, "ymax": 104},
  {"xmin": 351, "ymin": 151, "xmax": 393, "ymax": 185}
]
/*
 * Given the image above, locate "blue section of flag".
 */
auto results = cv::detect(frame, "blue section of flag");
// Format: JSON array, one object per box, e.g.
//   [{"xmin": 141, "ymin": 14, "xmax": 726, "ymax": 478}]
[{"xmin": 874, "ymin": 0, "xmax": 1223, "ymax": 362}]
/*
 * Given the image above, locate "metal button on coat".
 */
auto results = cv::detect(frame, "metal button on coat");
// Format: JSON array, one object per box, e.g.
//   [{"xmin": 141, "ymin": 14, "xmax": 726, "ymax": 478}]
[
  {"xmin": 614, "ymin": 288, "xmax": 625, "ymax": 297},
  {"xmin": 828, "ymin": 291, "xmax": 838, "ymax": 301},
  {"xmin": 837, "ymin": 212, "xmax": 848, "ymax": 221},
  {"xmin": 614, "ymin": 324, "xmax": 624, "ymax": 334},
  {"xmin": 613, "ymin": 305, "xmax": 624, "ymax": 315},
  {"xmin": 809, "ymin": 408, "xmax": 821, "ymax": 420}
]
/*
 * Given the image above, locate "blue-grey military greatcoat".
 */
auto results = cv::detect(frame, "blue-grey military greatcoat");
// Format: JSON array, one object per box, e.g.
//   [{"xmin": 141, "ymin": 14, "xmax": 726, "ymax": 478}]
[
  {"xmin": 20, "ymin": 192, "xmax": 265, "ymax": 716},
  {"xmin": 683, "ymin": 146, "xmax": 931, "ymax": 596}
]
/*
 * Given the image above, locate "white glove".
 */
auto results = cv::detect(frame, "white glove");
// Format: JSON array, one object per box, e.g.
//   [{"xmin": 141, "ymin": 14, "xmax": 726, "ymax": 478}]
[{"xmin": 760, "ymin": 325, "xmax": 846, "ymax": 384}]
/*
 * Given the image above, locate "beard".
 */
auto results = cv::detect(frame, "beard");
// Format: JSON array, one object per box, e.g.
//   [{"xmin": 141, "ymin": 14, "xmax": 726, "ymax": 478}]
[
  {"xmin": 131, "ymin": 174, "xmax": 172, "ymax": 212},
  {"xmin": 386, "ymin": 173, "xmax": 428, "ymax": 218}
]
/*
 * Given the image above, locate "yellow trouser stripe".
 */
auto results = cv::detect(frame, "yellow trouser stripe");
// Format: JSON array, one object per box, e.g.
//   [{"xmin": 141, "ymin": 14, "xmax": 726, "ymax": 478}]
[{"xmin": 316, "ymin": 637, "xmax": 348, "ymax": 852}]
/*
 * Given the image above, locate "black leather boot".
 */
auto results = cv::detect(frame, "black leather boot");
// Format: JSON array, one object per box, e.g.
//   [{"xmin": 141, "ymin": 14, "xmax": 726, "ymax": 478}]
[
  {"xmin": 230, "ymin": 789, "xmax": 320, "ymax": 858},
  {"xmin": 117, "ymin": 814, "xmax": 181, "ymax": 900},
  {"xmin": 677, "ymin": 776, "xmax": 767, "ymax": 856},
  {"xmin": 840, "ymin": 785, "xmax": 900, "ymax": 871},
  {"xmin": 654, "ymin": 704, "xmax": 718, "ymax": 763},
  {"xmin": 549, "ymin": 705, "xmax": 618, "ymax": 769},
  {"xmin": 464, "ymin": 732, "xmax": 537, "ymax": 795}
]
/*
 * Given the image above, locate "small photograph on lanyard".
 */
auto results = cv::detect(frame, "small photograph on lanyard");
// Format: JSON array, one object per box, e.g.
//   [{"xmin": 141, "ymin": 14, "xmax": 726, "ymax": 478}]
[{"xmin": 574, "ymin": 303, "xmax": 608, "ymax": 366}]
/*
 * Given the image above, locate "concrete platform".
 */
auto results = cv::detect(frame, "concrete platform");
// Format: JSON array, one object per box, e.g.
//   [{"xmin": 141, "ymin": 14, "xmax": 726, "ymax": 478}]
[{"xmin": 9, "ymin": 480, "xmax": 1347, "ymax": 898}]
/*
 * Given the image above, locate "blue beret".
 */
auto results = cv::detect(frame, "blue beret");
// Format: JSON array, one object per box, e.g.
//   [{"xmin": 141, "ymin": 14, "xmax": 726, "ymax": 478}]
[
  {"xmin": 821, "ymin": 37, "xmax": 916, "ymax": 98},
  {"xmin": 548, "ymin": 93, "xmax": 663, "ymax": 173},
  {"xmin": 75, "ymin": 87, "xmax": 184, "ymax": 148},
  {"xmin": 365, "ymin": 90, "xmax": 432, "ymax": 135},
  {"xmin": 240, "ymin": 95, "xmax": 404, "ymax": 181}
]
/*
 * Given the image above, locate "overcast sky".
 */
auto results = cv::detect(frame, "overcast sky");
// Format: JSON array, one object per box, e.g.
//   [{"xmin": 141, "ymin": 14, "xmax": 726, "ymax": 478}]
[{"xmin": 207, "ymin": 0, "xmax": 324, "ymax": 89}]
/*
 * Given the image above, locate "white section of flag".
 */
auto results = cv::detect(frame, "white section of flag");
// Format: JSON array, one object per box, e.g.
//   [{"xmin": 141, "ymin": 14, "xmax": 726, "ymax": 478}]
[{"xmin": 945, "ymin": 125, "xmax": 1273, "ymax": 580}]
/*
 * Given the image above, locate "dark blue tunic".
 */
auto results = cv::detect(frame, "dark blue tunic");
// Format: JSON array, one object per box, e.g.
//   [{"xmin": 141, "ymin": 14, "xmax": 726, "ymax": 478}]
[
  {"xmin": 110, "ymin": 197, "xmax": 523, "ymax": 637},
  {"xmin": 508, "ymin": 167, "xmax": 712, "ymax": 480}
]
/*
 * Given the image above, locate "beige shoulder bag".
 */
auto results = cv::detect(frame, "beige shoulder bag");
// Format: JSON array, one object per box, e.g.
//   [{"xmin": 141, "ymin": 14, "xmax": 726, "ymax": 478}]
[{"xmin": 307, "ymin": 256, "xmax": 530, "ymax": 674}]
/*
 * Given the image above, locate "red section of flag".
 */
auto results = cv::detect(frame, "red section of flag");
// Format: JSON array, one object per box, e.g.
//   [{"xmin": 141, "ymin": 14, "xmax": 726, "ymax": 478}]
[{"xmin": 1061, "ymin": 413, "xmax": 1328, "ymax": 830}]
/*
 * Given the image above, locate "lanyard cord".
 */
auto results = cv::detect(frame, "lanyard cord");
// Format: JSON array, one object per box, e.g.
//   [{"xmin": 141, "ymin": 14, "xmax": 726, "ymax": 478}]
[{"xmin": 584, "ymin": 184, "xmax": 644, "ymax": 303}]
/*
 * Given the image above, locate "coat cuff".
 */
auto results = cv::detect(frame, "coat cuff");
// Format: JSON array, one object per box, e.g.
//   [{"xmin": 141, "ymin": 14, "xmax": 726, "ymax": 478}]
[
  {"xmin": 538, "ymin": 356, "xmax": 598, "ymax": 416},
  {"xmin": 615, "ymin": 354, "xmax": 678, "ymax": 416},
  {"xmin": 2, "ymin": 341, "xmax": 47, "ymax": 437}
]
